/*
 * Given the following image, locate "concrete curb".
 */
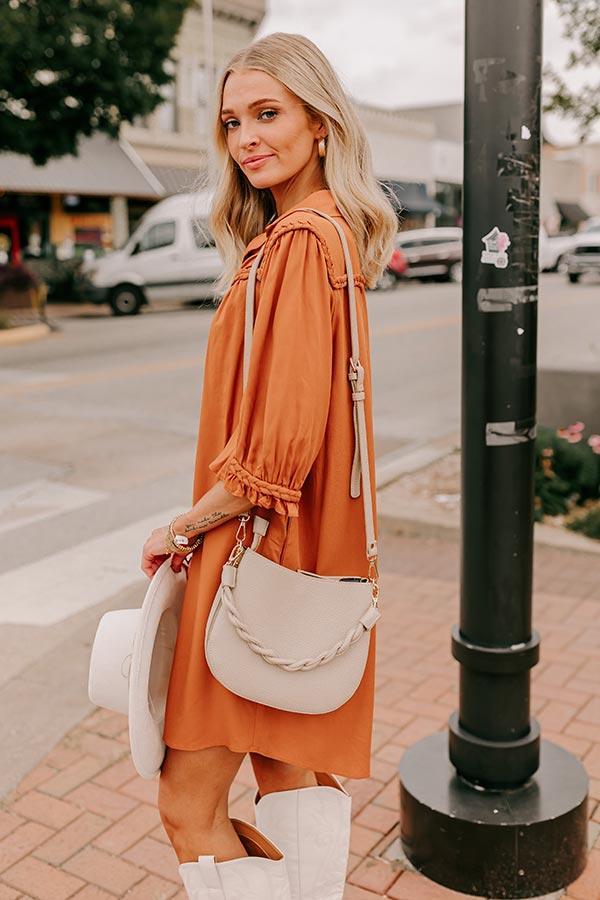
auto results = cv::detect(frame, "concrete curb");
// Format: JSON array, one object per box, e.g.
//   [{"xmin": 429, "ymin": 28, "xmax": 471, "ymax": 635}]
[
  {"xmin": 378, "ymin": 505, "xmax": 600, "ymax": 555},
  {"xmin": 375, "ymin": 436, "xmax": 600, "ymax": 557},
  {"xmin": 0, "ymin": 322, "xmax": 52, "ymax": 346}
]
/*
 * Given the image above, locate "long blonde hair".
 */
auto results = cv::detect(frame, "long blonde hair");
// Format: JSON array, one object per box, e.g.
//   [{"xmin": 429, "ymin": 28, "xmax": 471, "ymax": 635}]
[{"xmin": 206, "ymin": 33, "xmax": 397, "ymax": 291}]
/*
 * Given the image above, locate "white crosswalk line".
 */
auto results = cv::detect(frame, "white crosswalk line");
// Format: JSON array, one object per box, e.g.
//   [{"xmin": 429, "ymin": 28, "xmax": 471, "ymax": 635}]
[
  {"xmin": 0, "ymin": 507, "xmax": 182, "ymax": 626},
  {"xmin": 0, "ymin": 479, "xmax": 107, "ymax": 535}
]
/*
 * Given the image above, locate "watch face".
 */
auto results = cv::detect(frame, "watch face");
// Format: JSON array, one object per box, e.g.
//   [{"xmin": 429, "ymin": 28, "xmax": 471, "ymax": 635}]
[{"xmin": 174, "ymin": 535, "xmax": 189, "ymax": 547}]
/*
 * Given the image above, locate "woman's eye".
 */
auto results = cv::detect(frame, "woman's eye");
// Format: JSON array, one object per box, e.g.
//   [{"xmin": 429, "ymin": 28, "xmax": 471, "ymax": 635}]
[
  {"xmin": 223, "ymin": 118, "xmax": 239, "ymax": 130},
  {"xmin": 259, "ymin": 109, "xmax": 277, "ymax": 121}
]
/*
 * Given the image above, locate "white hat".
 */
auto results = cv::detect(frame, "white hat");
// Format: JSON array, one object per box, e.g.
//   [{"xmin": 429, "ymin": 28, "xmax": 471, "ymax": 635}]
[{"xmin": 88, "ymin": 559, "xmax": 186, "ymax": 779}]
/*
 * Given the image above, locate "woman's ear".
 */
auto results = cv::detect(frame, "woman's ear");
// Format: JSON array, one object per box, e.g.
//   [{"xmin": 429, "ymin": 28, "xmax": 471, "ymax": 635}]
[{"xmin": 309, "ymin": 112, "xmax": 328, "ymax": 141}]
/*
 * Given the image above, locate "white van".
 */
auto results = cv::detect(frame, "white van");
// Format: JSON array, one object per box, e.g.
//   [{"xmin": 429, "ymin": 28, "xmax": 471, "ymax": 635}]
[{"xmin": 77, "ymin": 191, "xmax": 222, "ymax": 315}]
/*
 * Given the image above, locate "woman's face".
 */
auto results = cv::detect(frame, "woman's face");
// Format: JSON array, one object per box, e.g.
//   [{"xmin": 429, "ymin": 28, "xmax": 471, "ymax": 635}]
[{"xmin": 220, "ymin": 69, "xmax": 326, "ymax": 192}]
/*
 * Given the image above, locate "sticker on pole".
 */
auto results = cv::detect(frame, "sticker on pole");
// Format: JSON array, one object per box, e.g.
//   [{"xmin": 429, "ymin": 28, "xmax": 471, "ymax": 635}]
[{"xmin": 481, "ymin": 227, "xmax": 511, "ymax": 269}]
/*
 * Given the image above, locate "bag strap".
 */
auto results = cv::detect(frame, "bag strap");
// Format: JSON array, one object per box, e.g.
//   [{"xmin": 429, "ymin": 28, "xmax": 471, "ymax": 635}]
[{"xmin": 243, "ymin": 207, "xmax": 378, "ymax": 565}]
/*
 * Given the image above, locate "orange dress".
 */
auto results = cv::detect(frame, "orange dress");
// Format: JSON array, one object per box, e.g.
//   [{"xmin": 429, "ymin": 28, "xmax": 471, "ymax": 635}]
[{"xmin": 163, "ymin": 189, "xmax": 378, "ymax": 778}]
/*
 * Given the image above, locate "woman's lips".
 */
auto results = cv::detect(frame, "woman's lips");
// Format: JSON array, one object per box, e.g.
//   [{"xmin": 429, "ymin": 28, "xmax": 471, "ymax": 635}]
[{"xmin": 242, "ymin": 155, "xmax": 274, "ymax": 169}]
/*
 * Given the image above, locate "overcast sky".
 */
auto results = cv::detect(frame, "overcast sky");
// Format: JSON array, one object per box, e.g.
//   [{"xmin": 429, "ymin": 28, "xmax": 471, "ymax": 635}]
[{"xmin": 257, "ymin": 0, "xmax": 600, "ymax": 146}]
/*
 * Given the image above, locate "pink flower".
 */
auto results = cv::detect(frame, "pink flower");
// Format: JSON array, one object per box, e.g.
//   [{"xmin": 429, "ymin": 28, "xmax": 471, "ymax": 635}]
[
  {"xmin": 588, "ymin": 435, "xmax": 600, "ymax": 454},
  {"xmin": 557, "ymin": 422, "xmax": 586, "ymax": 441}
]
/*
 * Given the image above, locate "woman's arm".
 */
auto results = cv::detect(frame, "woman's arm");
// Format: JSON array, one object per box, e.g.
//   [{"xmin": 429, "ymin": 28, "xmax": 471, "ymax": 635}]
[
  {"xmin": 140, "ymin": 483, "xmax": 254, "ymax": 578},
  {"xmin": 173, "ymin": 482, "xmax": 254, "ymax": 537}
]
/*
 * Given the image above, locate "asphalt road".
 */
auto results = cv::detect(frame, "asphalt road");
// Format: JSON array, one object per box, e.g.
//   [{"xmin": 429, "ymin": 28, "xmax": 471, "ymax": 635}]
[{"xmin": 0, "ymin": 271, "xmax": 598, "ymax": 795}]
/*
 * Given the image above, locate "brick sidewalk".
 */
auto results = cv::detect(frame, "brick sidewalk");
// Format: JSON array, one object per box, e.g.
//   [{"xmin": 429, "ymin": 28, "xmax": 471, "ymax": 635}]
[{"xmin": 1, "ymin": 529, "xmax": 599, "ymax": 899}]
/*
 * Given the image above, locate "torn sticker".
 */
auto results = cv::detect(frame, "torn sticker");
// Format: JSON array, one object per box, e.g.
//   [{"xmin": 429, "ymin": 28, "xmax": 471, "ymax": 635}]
[{"xmin": 481, "ymin": 226, "xmax": 511, "ymax": 269}]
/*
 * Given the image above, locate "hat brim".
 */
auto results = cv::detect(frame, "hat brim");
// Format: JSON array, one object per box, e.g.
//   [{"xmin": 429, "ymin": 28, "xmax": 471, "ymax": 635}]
[{"xmin": 128, "ymin": 559, "xmax": 187, "ymax": 779}]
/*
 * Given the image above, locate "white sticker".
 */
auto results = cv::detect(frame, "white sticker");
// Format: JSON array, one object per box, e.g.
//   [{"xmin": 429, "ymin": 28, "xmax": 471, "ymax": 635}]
[{"xmin": 481, "ymin": 227, "xmax": 511, "ymax": 269}]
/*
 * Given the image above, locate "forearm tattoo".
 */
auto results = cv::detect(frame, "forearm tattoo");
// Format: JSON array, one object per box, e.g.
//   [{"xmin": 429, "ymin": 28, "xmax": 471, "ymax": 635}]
[{"xmin": 183, "ymin": 511, "xmax": 229, "ymax": 533}]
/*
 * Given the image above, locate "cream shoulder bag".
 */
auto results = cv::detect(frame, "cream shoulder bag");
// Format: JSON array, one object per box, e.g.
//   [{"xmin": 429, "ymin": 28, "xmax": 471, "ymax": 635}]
[{"xmin": 205, "ymin": 208, "xmax": 380, "ymax": 715}]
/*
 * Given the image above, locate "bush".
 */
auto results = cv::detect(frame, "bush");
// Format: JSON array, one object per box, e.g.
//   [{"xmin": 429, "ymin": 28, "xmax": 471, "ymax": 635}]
[
  {"xmin": 567, "ymin": 506, "xmax": 600, "ymax": 541},
  {"xmin": 0, "ymin": 262, "xmax": 41, "ymax": 294},
  {"xmin": 534, "ymin": 423, "xmax": 600, "ymax": 530}
]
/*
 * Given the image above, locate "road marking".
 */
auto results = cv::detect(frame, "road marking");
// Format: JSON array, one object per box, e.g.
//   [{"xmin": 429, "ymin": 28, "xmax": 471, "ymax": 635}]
[
  {"xmin": 0, "ymin": 356, "xmax": 202, "ymax": 398},
  {"xmin": 0, "ymin": 507, "xmax": 181, "ymax": 626},
  {"xmin": 0, "ymin": 368, "xmax": 68, "ymax": 387},
  {"xmin": 0, "ymin": 480, "xmax": 107, "ymax": 535}
]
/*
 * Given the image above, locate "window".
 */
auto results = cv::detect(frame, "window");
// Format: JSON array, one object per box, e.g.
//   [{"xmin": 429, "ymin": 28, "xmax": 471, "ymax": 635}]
[
  {"xmin": 191, "ymin": 218, "xmax": 215, "ymax": 249},
  {"xmin": 135, "ymin": 221, "xmax": 176, "ymax": 253}
]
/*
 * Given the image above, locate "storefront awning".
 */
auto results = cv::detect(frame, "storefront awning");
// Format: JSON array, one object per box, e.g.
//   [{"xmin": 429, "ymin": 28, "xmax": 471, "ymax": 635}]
[
  {"xmin": 380, "ymin": 180, "xmax": 442, "ymax": 216},
  {"xmin": 148, "ymin": 165, "xmax": 202, "ymax": 196},
  {"xmin": 556, "ymin": 201, "xmax": 589, "ymax": 227},
  {"xmin": 0, "ymin": 133, "xmax": 164, "ymax": 199}
]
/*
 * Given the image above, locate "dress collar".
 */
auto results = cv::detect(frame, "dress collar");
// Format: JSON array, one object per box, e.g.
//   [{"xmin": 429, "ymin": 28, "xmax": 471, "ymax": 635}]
[{"xmin": 242, "ymin": 189, "xmax": 341, "ymax": 261}]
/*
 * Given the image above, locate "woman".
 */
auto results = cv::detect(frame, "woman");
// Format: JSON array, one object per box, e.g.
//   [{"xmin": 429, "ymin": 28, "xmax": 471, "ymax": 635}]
[{"xmin": 141, "ymin": 31, "xmax": 396, "ymax": 900}]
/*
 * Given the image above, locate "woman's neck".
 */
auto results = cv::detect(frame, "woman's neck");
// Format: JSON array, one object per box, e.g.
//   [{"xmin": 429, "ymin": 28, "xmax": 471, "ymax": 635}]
[{"xmin": 270, "ymin": 170, "xmax": 327, "ymax": 217}]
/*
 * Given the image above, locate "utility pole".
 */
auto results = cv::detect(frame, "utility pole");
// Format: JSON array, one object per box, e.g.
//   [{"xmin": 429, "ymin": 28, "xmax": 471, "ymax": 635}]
[{"xmin": 398, "ymin": 2, "xmax": 589, "ymax": 896}]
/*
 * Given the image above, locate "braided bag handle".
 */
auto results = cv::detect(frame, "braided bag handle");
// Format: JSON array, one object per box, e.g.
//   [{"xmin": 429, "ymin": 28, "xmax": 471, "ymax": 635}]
[{"xmin": 219, "ymin": 579, "xmax": 379, "ymax": 671}]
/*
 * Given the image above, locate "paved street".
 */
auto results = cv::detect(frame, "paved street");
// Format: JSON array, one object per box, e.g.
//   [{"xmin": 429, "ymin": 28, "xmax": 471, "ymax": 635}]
[{"xmin": 0, "ymin": 272, "xmax": 599, "ymax": 897}]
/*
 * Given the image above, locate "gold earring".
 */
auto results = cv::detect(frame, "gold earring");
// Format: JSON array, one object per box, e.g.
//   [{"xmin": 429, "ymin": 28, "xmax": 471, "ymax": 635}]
[{"xmin": 318, "ymin": 137, "xmax": 327, "ymax": 159}]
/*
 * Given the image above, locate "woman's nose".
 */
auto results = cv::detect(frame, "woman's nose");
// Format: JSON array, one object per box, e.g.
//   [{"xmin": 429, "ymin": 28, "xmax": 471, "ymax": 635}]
[{"xmin": 238, "ymin": 122, "xmax": 259, "ymax": 150}]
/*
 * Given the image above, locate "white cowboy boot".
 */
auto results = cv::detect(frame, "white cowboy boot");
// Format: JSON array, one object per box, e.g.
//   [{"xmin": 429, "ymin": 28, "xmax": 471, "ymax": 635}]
[
  {"xmin": 254, "ymin": 772, "xmax": 352, "ymax": 900},
  {"xmin": 178, "ymin": 817, "xmax": 292, "ymax": 900}
]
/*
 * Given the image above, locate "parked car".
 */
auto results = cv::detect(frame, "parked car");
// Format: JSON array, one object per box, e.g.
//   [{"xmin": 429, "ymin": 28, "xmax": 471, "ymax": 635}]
[
  {"xmin": 538, "ymin": 226, "xmax": 579, "ymax": 273},
  {"xmin": 76, "ymin": 192, "xmax": 222, "ymax": 315},
  {"xmin": 564, "ymin": 233, "xmax": 600, "ymax": 283},
  {"xmin": 375, "ymin": 247, "xmax": 408, "ymax": 290},
  {"xmin": 392, "ymin": 227, "xmax": 463, "ymax": 283},
  {"xmin": 579, "ymin": 217, "xmax": 600, "ymax": 234}
]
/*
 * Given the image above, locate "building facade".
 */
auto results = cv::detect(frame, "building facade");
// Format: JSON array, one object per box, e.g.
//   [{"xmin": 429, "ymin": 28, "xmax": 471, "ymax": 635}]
[{"xmin": 395, "ymin": 100, "xmax": 600, "ymax": 234}]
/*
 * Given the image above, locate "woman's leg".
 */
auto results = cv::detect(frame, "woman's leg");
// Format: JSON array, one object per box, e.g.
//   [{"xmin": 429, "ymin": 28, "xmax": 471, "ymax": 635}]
[
  {"xmin": 159, "ymin": 745, "xmax": 247, "ymax": 864},
  {"xmin": 250, "ymin": 752, "xmax": 317, "ymax": 794}
]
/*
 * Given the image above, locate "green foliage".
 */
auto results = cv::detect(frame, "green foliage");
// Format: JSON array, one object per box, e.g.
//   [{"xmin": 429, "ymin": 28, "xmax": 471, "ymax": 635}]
[
  {"xmin": 0, "ymin": 0, "xmax": 191, "ymax": 165},
  {"xmin": 534, "ymin": 424, "xmax": 600, "ymax": 526},
  {"xmin": 543, "ymin": 0, "xmax": 600, "ymax": 140},
  {"xmin": 567, "ymin": 506, "xmax": 600, "ymax": 540}
]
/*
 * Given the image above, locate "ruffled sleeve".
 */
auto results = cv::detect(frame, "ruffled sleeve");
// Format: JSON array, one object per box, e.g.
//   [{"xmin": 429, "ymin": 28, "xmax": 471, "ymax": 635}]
[{"xmin": 208, "ymin": 226, "xmax": 333, "ymax": 517}]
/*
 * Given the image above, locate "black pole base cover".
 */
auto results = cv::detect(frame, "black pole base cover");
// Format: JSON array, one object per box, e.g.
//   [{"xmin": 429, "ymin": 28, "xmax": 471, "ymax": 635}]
[{"xmin": 399, "ymin": 733, "xmax": 588, "ymax": 898}]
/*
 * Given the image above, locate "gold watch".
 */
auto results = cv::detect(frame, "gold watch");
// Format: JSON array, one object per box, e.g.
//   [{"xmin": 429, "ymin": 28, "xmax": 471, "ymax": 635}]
[{"xmin": 164, "ymin": 515, "xmax": 204, "ymax": 555}]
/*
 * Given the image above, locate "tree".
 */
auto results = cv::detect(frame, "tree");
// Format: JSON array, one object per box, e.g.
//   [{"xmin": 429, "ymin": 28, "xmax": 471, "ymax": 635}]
[
  {"xmin": 0, "ymin": 0, "xmax": 192, "ymax": 166},
  {"xmin": 543, "ymin": 0, "xmax": 600, "ymax": 141}
]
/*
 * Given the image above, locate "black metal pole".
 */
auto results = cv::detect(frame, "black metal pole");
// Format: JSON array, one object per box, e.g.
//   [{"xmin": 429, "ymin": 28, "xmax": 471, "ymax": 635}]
[
  {"xmin": 398, "ymin": 2, "xmax": 589, "ymax": 896},
  {"xmin": 450, "ymin": 0, "xmax": 543, "ymax": 793}
]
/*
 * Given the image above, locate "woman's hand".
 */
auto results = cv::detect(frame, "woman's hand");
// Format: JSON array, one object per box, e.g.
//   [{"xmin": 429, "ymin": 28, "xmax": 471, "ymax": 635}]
[{"xmin": 141, "ymin": 526, "xmax": 187, "ymax": 579}]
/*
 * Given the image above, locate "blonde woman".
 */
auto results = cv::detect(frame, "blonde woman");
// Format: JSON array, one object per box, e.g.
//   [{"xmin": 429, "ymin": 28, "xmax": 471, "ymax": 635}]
[{"xmin": 141, "ymin": 31, "xmax": 396, "ymax": 900}]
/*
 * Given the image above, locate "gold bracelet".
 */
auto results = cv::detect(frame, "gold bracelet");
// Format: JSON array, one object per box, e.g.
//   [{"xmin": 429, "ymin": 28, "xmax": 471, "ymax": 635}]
[{"xmin": 164, "ymin": 515, "xmax": 204, "ymax": 555}]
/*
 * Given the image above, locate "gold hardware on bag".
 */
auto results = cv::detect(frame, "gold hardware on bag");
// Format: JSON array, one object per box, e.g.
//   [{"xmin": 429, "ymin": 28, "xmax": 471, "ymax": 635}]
[
  {"xmin": 368, "ymin": 557, "xmax": 380, "ymax": 606},
  {"xmin": 227, "ymin": 513, "xmax": 251, "ymax": 567}
]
